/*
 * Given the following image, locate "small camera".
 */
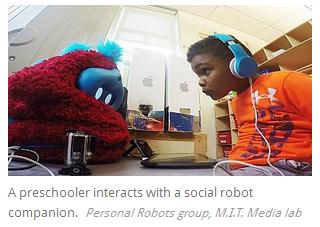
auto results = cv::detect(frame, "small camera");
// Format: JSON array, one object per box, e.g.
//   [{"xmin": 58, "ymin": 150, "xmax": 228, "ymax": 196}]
[{"xmin": 59, "ymin": 131, "xmax": 95, "ymax": 176}]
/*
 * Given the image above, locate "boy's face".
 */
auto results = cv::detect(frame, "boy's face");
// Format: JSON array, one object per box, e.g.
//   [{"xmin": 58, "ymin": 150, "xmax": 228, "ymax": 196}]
[{"xmin": 190, "ymin": 53, "xmax": 245, "ymax": 100}]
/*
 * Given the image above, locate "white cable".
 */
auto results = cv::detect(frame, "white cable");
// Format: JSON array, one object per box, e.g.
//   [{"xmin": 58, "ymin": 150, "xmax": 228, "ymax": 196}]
[
  {"xmin": 8, "ymin": 146, "xmax": 20, "ymax": 165},
  {"xmin": 248, "ymin": 77, "xmax": 284, "ymax": 176},
  {"xmin": 213, "ymin": 160, "xmax": 274, "ymax": 176},
  {"xmin": 8, "ymin": 146, "xmax": 40, "ymax": 166},
  {"xmin": 8, "ymin": 146, "xmax": 21, "ymax": 150},
  {"xmin": 213, "ymin": 77, "xmax": 284, "ymax": 176},
  {"xmin": 8, "ymin": 155, "xmax": 55, "ymax": 176},
  {"xmin": 8, "ymin": 150, "xmax": 16, "ymax": 165}
]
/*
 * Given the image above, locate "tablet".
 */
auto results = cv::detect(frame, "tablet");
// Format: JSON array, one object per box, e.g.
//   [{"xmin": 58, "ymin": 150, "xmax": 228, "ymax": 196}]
[{"xmin": 141, "ymin": 153, "xmax": 218, "ymax": 168}]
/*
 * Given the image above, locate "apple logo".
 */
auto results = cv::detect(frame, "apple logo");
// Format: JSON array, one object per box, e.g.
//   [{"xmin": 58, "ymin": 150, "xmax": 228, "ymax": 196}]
[
  {"xmin": 180, "ymin": 81, "xmax": 189, "ymax": 92},
  {"xmin": 142, "ymin": 76, "xmax": 153, "ymax": 87}
]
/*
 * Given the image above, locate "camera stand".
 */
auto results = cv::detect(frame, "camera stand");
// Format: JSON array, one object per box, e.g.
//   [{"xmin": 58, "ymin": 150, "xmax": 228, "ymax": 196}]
[
  {"xmin": 123, "ymin": 139, "xmax": 154, "ymax": 158},
  {"xmin": 59, "ymin": 164, "xmax": 91, "ymax": 176}
]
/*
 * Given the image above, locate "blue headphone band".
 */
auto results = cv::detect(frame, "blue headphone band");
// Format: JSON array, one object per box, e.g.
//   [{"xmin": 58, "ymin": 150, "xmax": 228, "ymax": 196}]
[
  {"xmin": 211, "ymin": 33, "xmax": 250, "ymax": 58},
  {"xmin": 210, "ymin": 33, "xmax": 257, "ymax": 78}
]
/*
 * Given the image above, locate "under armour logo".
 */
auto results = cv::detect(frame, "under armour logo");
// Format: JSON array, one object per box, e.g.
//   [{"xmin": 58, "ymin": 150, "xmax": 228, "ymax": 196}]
[{"xmin": 252, "ymin": 88, "xmax": 278, "ymax": 105}]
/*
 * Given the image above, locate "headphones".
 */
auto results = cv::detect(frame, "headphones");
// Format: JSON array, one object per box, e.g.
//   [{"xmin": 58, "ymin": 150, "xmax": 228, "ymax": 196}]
[{"xmin": 211, "ymin": 33, "xmax": 257, "ymax": 78}]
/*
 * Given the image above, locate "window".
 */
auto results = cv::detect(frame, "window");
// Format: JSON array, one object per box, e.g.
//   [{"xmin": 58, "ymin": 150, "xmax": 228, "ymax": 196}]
[{"xmin": 114, "ymin": 6, "xmax": 177, "ymax": 49}]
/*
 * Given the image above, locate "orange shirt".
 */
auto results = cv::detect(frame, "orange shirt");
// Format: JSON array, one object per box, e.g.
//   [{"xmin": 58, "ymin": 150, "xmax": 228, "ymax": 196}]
[{"xmin": 230, "ymin": 71, "xmax": 312, "ymax": 168}]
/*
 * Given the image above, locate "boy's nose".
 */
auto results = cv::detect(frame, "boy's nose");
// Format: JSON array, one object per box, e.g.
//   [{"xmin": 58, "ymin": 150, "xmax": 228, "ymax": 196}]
[{"xmin": 198, "ymin": 78, "xmax": 206, "ymax": 87}]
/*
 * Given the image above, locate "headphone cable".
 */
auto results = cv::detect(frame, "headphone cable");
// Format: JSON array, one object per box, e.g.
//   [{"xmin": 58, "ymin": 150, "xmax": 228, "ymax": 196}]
[{"xmin": 248, "ymin": 77, "xmax": 284, "ymax": 176}]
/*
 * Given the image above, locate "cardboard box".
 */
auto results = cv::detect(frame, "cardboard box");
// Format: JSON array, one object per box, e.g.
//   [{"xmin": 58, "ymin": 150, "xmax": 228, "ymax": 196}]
[
  {"xmin": 166, "ymin": 55, "xmax": 201, "ymax": 132},
  {"xmin": 222, "ymin": 145, "xmax": 232, "ymax": 157},
  {"xmin": 126, "ymin": 49, "xmax": 166, "ymax": 131},
  {"xmin": 217, "ymin": 131, "xmax": 231, "ymax": 144}
]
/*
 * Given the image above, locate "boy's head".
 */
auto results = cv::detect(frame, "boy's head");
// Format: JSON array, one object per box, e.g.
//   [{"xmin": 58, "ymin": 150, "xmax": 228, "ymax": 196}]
[{"xmin": 187, "ymin": 35, "xmax": 253, "ymax": 100}]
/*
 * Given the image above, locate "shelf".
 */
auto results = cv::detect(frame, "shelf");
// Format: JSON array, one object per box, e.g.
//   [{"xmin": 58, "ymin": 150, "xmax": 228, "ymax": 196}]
[
  {"xmin": 254, "ymin": 49, "xmax": 268, "ymax": 65},
  {"xmin": 296, "ymin": 64, "xmax": 312, "ymax": 75},
  {"xmin": 278, "ymin": 65, "xmax": 292, "ymax": 71},
  {"xmin": 286, "ymin": 21, "xmax": 312, "ymax": 44},
  {"xmin": 217, "ymin": 144, "xmax": 236, "ymax": 147},
  {"xmin": 263, "ymin": 35, "xmax": 293, "ymax": 60},
  {"xmin": 257, "ymin": 65, "xmax": 281, "ymax": 75},
  {"xmin": 216, "ymin": 118, "xmax": 230, "ymax": 131},
  {"xmin": 253, "ymin": 20, "xmax": 312, "ymax": 74},
  {"xmin": 258, "ymin": 38, "xmax": 312, "ymax": 72},
  {"xmin": 217, "ymin": 130, "xmax": 232, "ymax": 133},
  {"xmin": 216, "ymin": 144, "xmax": 232, "ymax": 158},
  {"xmin": 285, "ymin": 35, "xmax": 301, "ymax": 47},
  {"xmin": 229, "ymin": 114, "xmax": 238, "ymax": 129},
  {"xmin": 214, "ymin": 97, "xmax": 238, "ymax": 158},
  {"xmin": 216, "ymin": 114, "xmax": 229, "ymax": 119},
  {"xmin": 231, "ymin": 130, "xmax": 238, "ymax": 144},
  {"xmin": 214, "ymin": 102, "xmax": 229, "ymax": 118},
  {"xmin": 227, "ymin": 100, "xmax": 234, "ymax": 115},
  {"xmin": 214, "ymin": 99, "xmax": 228, "ymax": 106}
]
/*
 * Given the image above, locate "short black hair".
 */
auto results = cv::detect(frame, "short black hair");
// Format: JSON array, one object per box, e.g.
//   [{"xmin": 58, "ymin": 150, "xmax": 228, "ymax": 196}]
[{"xmin": 187, "ymin": 35, "xmax": 253, "ymax": 63}]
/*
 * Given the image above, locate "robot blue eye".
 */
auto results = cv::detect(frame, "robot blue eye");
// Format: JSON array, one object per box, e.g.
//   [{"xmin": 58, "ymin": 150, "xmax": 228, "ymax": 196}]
[
  {"xmin": 105, "ymin": 94, "xmax": 113, "ymax": 105},
  {"xmin": 95, "ymin": 87, "xmax": 103, "ymax": 99}
]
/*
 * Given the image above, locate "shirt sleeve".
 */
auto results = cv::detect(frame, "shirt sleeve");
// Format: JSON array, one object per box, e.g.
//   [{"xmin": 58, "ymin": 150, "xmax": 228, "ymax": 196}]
[{"xmin": 283, "ymin": 72, "xmax": 312, "ymax": 120}]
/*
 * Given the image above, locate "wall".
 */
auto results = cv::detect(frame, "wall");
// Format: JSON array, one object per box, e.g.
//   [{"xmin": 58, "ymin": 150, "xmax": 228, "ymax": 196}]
[{"xmin": 177, "ymin": 11, "xmax": 267, "ymax": 55}]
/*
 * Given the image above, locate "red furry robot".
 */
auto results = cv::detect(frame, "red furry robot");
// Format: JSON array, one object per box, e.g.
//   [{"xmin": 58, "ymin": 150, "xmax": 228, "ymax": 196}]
[{"xmin": 8, "ymin": 41, "xmax": 129, "ymax": 164}]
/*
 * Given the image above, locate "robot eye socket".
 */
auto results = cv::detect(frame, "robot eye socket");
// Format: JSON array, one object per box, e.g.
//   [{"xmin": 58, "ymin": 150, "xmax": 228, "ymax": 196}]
[
  {"xmin": 105, "ymin": 94, "xmax": 113, "ymax": 105},
  {"xmin": 95, "ymin": 87, "xmax": 103, "ymax": 99}
]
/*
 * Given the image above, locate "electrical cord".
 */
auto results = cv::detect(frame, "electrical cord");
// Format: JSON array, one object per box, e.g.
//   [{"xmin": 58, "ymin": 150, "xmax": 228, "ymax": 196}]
[
  {"xmin": 8, "ymin": 146, "xmax": 55, "ymax": 176},
  {"xmin": 8, "ymin": 146, "xmax": 39, "ymax": 171},
  {"xmin": 8, "ymin": 146, "xmax": 19, "ymax": 166},
  {"xmin": 248, "ymin": 77, "xmax": 284, "ymax": 176},
  {"xmin": 213, "ymin": 77, "xmax": 284, "ymax": 176},
  {"xmin": 213, "ymin": 160, "xmax": 274, "ymax": 176}
]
